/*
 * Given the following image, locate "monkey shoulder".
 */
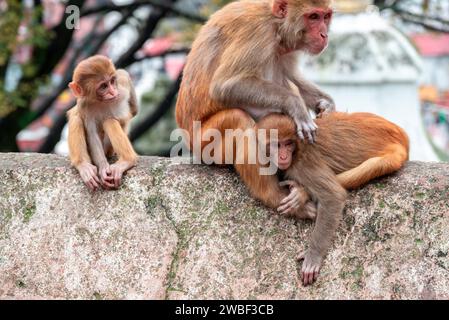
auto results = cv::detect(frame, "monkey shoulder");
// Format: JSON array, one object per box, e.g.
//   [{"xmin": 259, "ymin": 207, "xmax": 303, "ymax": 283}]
[{"xmin": 207, "ymin": 0, "xmax": 274, "ymax": 39}]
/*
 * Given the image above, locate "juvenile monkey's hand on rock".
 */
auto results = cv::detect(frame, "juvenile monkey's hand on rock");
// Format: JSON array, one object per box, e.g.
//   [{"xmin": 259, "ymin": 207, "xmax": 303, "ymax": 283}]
[
  {"xmin": 109, "ymin": 161, "xmax": 135, "ymax": 189},
  {"xmin": 99, "ymin": 164, "xmax": 115, "ymax": 190},
  {"xmin": 297, "ymin": 249, "xmax": 324, "ymax": 286},
  {"xmin": 77, "ymin": 162, "xmax": 101, "ymax": 192}
]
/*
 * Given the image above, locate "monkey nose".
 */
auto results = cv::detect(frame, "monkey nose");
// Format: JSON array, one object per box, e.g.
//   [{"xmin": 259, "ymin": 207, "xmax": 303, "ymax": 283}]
[{"xmin": 320, "ymin": 33, "xmax": 327, "ymax": 39}]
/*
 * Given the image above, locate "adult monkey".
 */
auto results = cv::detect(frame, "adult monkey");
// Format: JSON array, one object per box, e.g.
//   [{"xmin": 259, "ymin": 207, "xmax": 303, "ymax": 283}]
[{"xmin": 176, "ymin": 0, "xmax": 335, "ymax": 208}]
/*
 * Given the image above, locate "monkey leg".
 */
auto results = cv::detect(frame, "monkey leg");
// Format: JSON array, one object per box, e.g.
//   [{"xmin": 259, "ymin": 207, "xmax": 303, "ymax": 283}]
[
  {"xmin": 67, "ymin": 109, "xmax": 91, "ymax": 166},
  {"xmin": 196, "ymin": 108, "xmax": 288, "ymax": 209},
  {"xmin": 337, "ymin": 143, "xmax": 408, "ymax": 190},
  {"xmin": 103, "ymin": 118, "xmax": 138, "ymax": 188},
  {"xmin": 67, "ymin": 109, "xmax": 101, "ymax": 191}
]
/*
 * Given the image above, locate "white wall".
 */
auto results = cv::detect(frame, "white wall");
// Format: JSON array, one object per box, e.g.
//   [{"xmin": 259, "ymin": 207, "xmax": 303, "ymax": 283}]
[
  {"xmin": 317, "ymin": 82, "xmax": 438, "ymax": 161},
  {"xmin": 421, "ymin": 57, "xmax": 449, "ymax": 90}
]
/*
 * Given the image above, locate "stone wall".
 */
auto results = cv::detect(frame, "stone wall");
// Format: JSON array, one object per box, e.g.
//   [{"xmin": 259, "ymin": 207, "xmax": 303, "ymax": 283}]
[{"xmin": 0, "ymin": 153, "xmax": 448, "ymax": 299}]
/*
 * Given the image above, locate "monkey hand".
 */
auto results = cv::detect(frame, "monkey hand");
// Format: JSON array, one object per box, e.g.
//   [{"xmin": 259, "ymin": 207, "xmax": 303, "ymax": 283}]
[
  {"xmin": 278, "ymin": 180, "xmax": 309, "ymax": 216},
  {"xmin": 291, "ymin": 110, "xmax": 317, "ymax": 143},
  {"xmin": 315, "ymin": 98, "xmax": 335, "ymax": 118},
  {"xmin": 297, "ymin": 249, "xmax": 324, "ymax": 286},
  {"xmin": 77, "ymin": 162, "xmax": 101, "ymax": 192},
  {"xmin": 109, "ymin": 161, "xmax": 134, "ymax": 189},
  {"xmin": 99, "ymin": 164, "xmax": 115, "ymax": 190}
]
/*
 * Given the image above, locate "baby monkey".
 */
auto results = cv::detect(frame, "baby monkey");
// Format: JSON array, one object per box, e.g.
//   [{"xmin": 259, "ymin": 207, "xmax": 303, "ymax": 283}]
[
  {"xmin": 257, "ymin": 112, "xmax": 409, "ymax": 285},
  {"xmin": 67, "ymin": 55, "xmax": 138, "ymax": 191}
]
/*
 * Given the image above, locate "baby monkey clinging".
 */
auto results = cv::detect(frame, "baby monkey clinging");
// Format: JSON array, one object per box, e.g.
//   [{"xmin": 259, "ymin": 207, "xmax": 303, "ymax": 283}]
[{"xmin": 257, "ymin": 112, "xmax": 409, "ymax": 286}]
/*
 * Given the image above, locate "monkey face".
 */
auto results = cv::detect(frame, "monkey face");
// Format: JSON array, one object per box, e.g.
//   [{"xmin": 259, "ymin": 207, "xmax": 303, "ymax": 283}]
[
  {"xmin": 275, "ymin": 139, "xmax": 295, "ymax": 170},
  {"xmin": 302, "ymin": 8, "xmax": 333, "ymax": 54},
  {"xmin": 96, "ymin": 74, "xmax": 119, "ymax": 102}
]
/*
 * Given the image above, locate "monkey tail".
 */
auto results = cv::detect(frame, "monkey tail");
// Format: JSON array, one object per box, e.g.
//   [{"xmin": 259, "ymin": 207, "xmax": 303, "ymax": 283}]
[{"xmin": 336, "ymin": 143, "xmax": 408, "ymax": 190}]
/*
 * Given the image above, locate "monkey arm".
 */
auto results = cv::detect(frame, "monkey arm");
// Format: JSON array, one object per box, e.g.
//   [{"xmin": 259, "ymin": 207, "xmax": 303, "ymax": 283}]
[
  {"xmin": 288, "ymin": 159, "xmax": 347, "ymax": 285},
  {"xmin": 67, "ymin": 108, "xmax": 91, "ymax": 166},
  {"xmin": 128, "ymin": 84, "xmax": 138, "ymax": 117},
  {"xmin": 210, "ymin": 72, "xmax": 316, "ymax": 140},
  {"xmin": 102, "ymin": 118, "xmax": 137, "ymax": 164},
  {"xmin": 103, "ymin": 118, "xmax": 137, "ymax": 188},
  {"xmin": 67, "ymin": 108, "xmax": 101, "ymax": 191},
  {"xmin": 85, "ymin": 120, "xmax": 109, "ymax": 170},
  {"xmin": 117, "ymin": 69, "xmax": 138, "ymax": 117},
  {"xmin": 289, "ymin": 74, "xmax": 335, "ymax": 115}
]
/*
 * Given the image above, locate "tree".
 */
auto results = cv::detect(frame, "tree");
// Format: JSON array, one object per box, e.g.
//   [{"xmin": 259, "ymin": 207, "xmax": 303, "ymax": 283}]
[
  {"xmin": 374, "ymin": 0, "xmax": 449, "ymax": 32},
  {"xmin": 0, "ymin": 0, "xmax": 447, "ymax": 154},
  {"xmin": 0, "ymin": 0, "xmax": 205, "ymax": 152}
]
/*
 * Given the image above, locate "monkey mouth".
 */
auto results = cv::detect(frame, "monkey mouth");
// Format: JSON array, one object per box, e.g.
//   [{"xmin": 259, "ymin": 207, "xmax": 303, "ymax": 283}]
[
  {"xmin": 309, "ymin": 42, "xmax": 328, "ymax": 55},
  {"xmin": 104, "ymin": 94, "xmax": 120, "ymax": 102},
  {"xmin": 277, "ymin": 161, "xmax": 290, "ymax": 170}
]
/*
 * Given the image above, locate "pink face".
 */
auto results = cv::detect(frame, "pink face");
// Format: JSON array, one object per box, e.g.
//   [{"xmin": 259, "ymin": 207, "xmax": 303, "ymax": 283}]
[
  {"xmin": 273, "ymin": 139, "xmax": 295, "ymax": 171},
  {"xmin": 303, "ymin": 8, "xmax": 333, "ymax": 54},
  {"xmin": 96, "ymin": 74, "xmax": 119, "ymax": 102}
]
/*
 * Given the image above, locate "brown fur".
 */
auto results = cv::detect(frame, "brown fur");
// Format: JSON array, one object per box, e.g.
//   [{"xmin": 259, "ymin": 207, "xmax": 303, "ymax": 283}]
[
  {"xmin": 67, "ymin": 56, "xmax": 138, "ymax": 190},
  {"xmin": 256, "ymin": 111, "xmax": 409, "ymax": 285},
  {"xmin": 176, "ymin": 0, "xmax": 333, "ymax": 208}
]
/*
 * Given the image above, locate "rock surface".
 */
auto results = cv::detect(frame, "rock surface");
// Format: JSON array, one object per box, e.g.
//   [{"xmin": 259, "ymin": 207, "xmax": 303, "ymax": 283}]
[{"xmin": 0, "ymin": 153, "xmax": 448, "ymax": 300}]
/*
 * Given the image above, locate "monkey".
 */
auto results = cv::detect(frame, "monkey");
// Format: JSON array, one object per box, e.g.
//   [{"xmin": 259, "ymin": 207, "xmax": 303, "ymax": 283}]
[
  {"xmin": 256, "ymin": 112, "xmax": 410, "ymax": 285},
  {"xmin": 67, "ymin": 55, "xmax": 138, "ymax": 191},
  {"xmin": 175, "ymin": 0, "xmax": 336, "ymax": 210}
]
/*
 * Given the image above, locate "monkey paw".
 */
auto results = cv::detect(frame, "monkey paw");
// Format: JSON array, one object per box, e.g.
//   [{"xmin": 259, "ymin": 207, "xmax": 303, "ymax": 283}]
[
  {"xmin": 316, "ymin": 99, "xmax": 335, "ymax": 118},
  {"xmin": 297, "ymin": 249, "xmax": 324, "ymax": 286},
  {"xmin": 77, "ymin": 162, "xmax": 101, "ymax": 192},
  {"xmin": 296, "ymin": 119, "xmax": 317, "ymax": 144},
  {"xmin": 99, "ymin": 165, "xmax": 115, "ymax": 190}
]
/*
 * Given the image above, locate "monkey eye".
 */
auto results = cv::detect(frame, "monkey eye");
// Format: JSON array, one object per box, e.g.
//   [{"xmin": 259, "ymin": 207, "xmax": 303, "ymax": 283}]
[
  {"xmin": 111, "ymin": 77, "xmax": 116, "ymax": 85},
  {"xmin": 309, "ymin": 13, "xmax": 320, "ymax": 20},
  {"xmin": 324, "ymin": 13, "xmax": 332, "ymax": 20},
  {"xmin": 100, "ymin": 83, "xmax": 108, "ymax": 90}
]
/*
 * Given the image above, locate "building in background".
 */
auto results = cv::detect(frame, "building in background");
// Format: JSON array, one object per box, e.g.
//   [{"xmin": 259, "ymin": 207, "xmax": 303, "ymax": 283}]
[
  {"xmin": 411, "ymin": 33, "xmax": 449, "ymax": 160},
  {"xmin": 303, "ymin": 0, "xmax": 438, "ymax": 161},
  {"xmin": 412, "ymin": 33, "xmax": 449, "ymax": 91}
]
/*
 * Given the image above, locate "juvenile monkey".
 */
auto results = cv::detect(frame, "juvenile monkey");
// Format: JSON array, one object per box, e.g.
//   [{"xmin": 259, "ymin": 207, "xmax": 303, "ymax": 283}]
[
  {"xmin": 176, "ymin": 0, "xmax": 336, "ymax": 209},
  {"xmin": 256, "ymin": 112, "xmax": 409, "ymax": 285},
  {"xmin": 67, "ymin": 55, "xmax": 138, "ymax": 191}
]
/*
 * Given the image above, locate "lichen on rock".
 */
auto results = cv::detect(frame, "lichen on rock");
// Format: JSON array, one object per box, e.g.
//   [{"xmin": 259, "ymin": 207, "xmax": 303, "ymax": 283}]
[{"xmin": 0, "ymin": 154, "xmax": 448, "ymax": 299}]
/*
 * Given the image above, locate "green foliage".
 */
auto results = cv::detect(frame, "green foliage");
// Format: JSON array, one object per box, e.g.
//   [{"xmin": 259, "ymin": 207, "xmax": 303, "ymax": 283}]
[{"xmin": 0, "ymin": 0, "xmax": 21, "ymax": 66}]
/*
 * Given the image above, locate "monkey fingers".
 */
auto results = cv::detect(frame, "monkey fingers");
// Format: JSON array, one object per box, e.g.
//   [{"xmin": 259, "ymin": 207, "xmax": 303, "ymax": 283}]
[
  {"xmin": 99, "ymin": 166, "xmax": 115, "ymax": 189},
  {"xmin": 302, "ymin": 264, "xmax": 320, "ymax": 286},
  {"xmin": 109, "ymin": 163, "xmax": 126, "ymax": 189},
  {"xmin": 278, "ymin": 180, "xmax": 298, "ymax": 189},
  {"xmin": 78, "ymin": 163, "xmax": 101, "ymax": 191},
  {"xmin": 316, "ymin": 99, "xmax": 335, "ymax": 118},
  {"xmin": 297, "ymin": 250, "xmax": 322, "ymax": 286},
  {"xmin": 277, "ymin": 193, "xmax": 300, "ymax": 215},
  {"xmin": 297, "ymin": 120, "xmax": 317, "ymax": 144}
]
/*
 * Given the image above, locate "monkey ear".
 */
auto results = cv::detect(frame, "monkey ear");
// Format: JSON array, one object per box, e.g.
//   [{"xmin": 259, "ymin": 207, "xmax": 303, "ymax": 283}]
[
  {"xmin": 69, "ymin": 82, "xmax": 84, "ymax": 97},
  {"xmin": 272, "ymin": 0, "xmax": 288, "ymax": 18}
]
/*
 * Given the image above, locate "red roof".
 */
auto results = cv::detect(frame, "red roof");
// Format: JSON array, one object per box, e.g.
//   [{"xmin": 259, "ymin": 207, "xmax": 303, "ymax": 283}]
[{"xmin": 411, "ymin": 34, "xmax": 449, "ymax": 57}]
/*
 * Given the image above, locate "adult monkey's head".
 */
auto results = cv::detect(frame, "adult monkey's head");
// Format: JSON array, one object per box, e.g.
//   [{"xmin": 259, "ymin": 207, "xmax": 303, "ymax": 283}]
[{"xmin": 272, "ymin": 0, "xmax": 333, "ymax": 55}]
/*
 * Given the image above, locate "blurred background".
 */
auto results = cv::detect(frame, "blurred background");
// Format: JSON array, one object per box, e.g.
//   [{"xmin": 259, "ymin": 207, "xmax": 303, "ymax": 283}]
[{"xmin": 0, "ymin": 0, "xmax": 448, "ymax": 161}]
